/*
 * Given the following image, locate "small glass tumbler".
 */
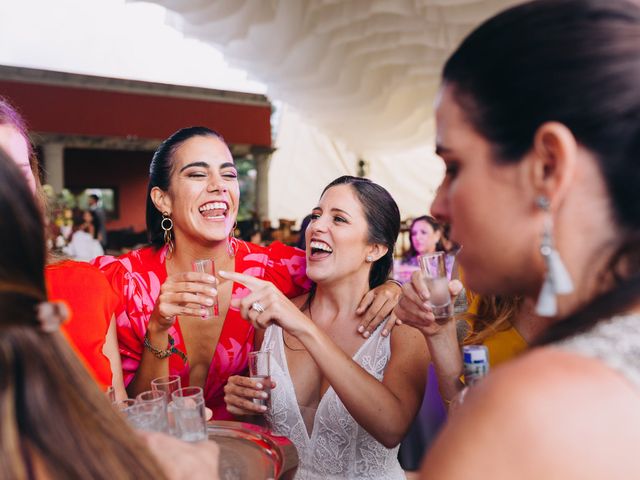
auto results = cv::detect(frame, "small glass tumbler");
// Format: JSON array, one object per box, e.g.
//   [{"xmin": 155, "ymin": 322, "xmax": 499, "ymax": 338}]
[
  {"xmin": 136, "ymin": 390, "xmax": 168, "ymax": 433},
  {"xmin": 419, "ymin": 251, "xmax": 452, "ymax": 322},
  {"xmin": 151, "ymin": 375, "xmax": 182, "ymax": 435},
  {"xmin": 248, "ymin": 350, "xmax": 271, "ymax": 409},
  {"xmin": 151, "ymin": 375, "xmax": 182, "ymax": 396},
  {"xmin": 171, "ymin": 387, "xmax": 207, "ymax": 442},
  {"xmin": 192, "ymin": 258, "xmax": 219, "ymax": 318}
]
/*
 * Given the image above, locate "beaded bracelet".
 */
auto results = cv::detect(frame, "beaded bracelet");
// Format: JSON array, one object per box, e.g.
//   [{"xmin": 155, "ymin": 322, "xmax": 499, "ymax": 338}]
[{"xmin": 143, "ymin": 332, "xmax": 187, "ymax": 362}]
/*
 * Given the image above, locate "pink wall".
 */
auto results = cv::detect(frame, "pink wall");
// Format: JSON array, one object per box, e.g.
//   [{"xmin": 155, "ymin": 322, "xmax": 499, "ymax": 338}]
[{"xmin": 64, "ymin": 148, "xmax": 150, "ymax": 231}]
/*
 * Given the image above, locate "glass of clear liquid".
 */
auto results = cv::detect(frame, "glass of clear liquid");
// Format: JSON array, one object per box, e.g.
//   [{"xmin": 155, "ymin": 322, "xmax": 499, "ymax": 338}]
[
  {"xmin": 419, "ymin": 251, "xmax": 452, "ymax": 322},
  {"xmin": 248, "ymin": 350, "xmax": 271, "ymax": 409},
  {"xmin": 192, "ymin": 258, "xmax": 219, "ymax": 318}
]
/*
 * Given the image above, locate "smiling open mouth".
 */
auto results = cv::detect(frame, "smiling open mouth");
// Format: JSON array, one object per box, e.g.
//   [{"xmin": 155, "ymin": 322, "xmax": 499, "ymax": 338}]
[
  {"xmin": 199, "ymin": 201, "xmax": 228, "ymax": 220},
  {"xmin": 309, "ymin": 240, "xmax": 333, "ymax": 259}
]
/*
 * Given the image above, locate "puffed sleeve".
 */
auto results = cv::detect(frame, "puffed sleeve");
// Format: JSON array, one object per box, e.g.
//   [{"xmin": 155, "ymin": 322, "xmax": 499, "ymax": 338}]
[{"xmin": 93, "ymin": 254, "xmax": 163, "ymax": 387}]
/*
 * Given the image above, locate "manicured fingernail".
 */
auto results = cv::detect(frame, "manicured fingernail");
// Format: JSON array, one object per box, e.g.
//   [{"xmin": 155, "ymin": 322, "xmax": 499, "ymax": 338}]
[
  {"xmin": 382, "ymin": 329, "xmax": 389, "ymax": 337},
  {"xmin": 260, "ymin": 405, "xmax": 267, "ymax": 411},
  {"xmin": 261, "ymin": 392, "xmax": 268, "ymax": 399},
  {"xmin": 357, "ymin": 325, "xmax": 365, "ymax": 333},
  {"xmin": 256, "ymin": 383, "xmax": 263, "ymax": 389},
  {"xmin": 363, "ymin": 331, "xmax": 370, "ymax": 338},
  {"xmin": 205, "ymin": 298, "xmax": 214, "ymax": 306}
]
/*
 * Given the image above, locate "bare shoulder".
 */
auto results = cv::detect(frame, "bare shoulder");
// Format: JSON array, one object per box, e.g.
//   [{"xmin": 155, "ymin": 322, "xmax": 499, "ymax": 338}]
[
  {"xmin": 389, "ymin": 324, "xmax": 428, "ymax": 353},
  {"xmin": 422, "ymin": 347, "xmax": 640, "ymax": 479}
]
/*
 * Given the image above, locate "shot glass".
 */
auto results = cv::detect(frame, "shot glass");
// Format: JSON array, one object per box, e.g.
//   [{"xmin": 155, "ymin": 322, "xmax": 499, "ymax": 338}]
[
  {"xmin": 248, "ymin": 350, "xmax": 271, "ymax": 410},
  {"xmin": 192, "ymin": 258, "xmax": 219, "ymax": 318},
  {"xmin": 171, "ymin": 387, "xmax": 207, "ymax": 442},
  {"xmin": 151, "ymin": 375, "xmax": 182, "ymax": 397},
  {"xmin": 151, "ymin": 375, "xmax": 182, "ymax": 435},
  {"xmin": 419, "ymin": 251, "xmax": 452, "ymax": 321},
  {"xmin": 136, "ymin": 390, "xmax": 168, "ymax": 432},
  {"xmin": 127, "ymin": 404, "xmax": 167, "ymax": 432}
]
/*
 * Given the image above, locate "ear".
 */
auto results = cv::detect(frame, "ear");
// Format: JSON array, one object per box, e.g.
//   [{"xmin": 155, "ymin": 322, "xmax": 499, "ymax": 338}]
[
  {"xmin": 529, "ymin": 122, "xmax": 579, "ymax": 210},
  {"xmin": 150, "ymin": 186, "xmax": 172, "ymax": 214},
  {"xmin": 366, "ymin": 243, "xmax": 389, "ymax": 263}
]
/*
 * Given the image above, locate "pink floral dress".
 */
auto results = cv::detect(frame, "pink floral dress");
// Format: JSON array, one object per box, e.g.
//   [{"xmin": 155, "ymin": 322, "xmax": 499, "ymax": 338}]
[{"xmin": 93, "ymin": 240, "xmax": 310, "ymax": 420}]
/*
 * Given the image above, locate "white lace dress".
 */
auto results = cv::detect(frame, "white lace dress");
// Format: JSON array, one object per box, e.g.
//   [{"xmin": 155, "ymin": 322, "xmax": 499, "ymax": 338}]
[{"xmin": 262, "ymin": 324, "xmax": 406, "ymax": 480}]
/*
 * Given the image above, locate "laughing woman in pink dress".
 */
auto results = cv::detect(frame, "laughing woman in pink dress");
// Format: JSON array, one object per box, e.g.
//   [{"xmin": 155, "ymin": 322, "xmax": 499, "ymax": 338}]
[{"xmin": 94, "ymin": 127, "xmax": 402, "ymax": 419}]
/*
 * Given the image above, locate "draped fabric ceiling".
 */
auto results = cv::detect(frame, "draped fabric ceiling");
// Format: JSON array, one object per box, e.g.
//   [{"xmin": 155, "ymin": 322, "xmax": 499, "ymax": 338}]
[{"xmin": 143, "ymin": 0, "xmax": 521, "ymax": 223}]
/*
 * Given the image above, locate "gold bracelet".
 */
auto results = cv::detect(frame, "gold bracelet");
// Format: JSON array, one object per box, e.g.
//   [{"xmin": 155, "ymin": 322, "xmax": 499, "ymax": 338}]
[{"xmin": 143, "ymin": 332, "xmax": 187, "ymax": 362}]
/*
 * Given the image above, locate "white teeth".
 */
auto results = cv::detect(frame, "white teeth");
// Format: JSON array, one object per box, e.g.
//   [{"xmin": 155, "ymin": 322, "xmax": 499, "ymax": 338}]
[
  {"xmin": 199, "ymin": 202, "xmax": 228, "ymax": 212},
  {"xmin": 310, "ymin": 241, "xmax": 333, "ymax": 253}
]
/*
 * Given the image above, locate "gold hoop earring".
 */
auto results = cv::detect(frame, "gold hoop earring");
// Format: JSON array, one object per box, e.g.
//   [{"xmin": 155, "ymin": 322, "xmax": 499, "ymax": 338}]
[
  {"xmin": 227, "ymin": 221, "xmax": 239, "ymax": 257},
  {"xmin": 161, "ymin": 212, "xmax": 174, "ymax": 255}
]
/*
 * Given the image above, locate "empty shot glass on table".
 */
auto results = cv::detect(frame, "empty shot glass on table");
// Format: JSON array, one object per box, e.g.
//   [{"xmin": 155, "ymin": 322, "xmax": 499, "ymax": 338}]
[
  {"xmin": 151, "ymin": 374, "xmax": 182, "ymax": 397},
  {"xmin": 192, "ymin": 258, "xmax": 219, "ymax": 318},
  {"xmin": 151, "ymin": 375, "xmax": 182, "ymax": 435},
  {"xmin": 133, "ymin": 390, "xmax": 168, "ymax": 433},
  {"xmin": 248, "ymin": 350, "xmax": 272, "ymax": 410},
  {"xmin": 172, "ymin": 386, "xmax": 207, "ymax": 442},
  {"xmin": 419, "ymin": 251, "xmax": 453, "ymax": 322}
]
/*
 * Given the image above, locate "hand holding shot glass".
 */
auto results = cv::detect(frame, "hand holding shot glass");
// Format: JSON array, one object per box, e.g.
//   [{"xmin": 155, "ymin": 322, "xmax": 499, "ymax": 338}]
[
  {"xmin": 192, "ymin": 259, "xmax": 219, "ymax": 318},
  {"xmin": 248, "ymin": 350, "xmax": 272, "ymax": 410},
  {"xmin": 419, "ymin": 252, "xmax": 453, "ymax": 322}
]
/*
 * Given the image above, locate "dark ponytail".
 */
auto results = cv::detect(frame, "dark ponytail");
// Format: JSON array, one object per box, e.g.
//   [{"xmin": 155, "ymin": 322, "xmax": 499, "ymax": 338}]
[{"xmin": 443, "ymin": 0, "xmax": 640, "ymax": 341}]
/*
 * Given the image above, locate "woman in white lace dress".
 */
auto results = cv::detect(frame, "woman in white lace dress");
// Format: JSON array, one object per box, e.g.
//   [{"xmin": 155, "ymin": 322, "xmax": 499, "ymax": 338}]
[
  {"xmin": 394, "ymin": 0, "xmax": 640, "ymax": 478},
  {"xmin": 222, "ymin": 176, "xmax": 429, "ymax": 479}
]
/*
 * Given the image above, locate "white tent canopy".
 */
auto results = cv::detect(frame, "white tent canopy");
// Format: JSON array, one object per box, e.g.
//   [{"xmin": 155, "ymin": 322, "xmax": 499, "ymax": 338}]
[{"xmin": 144, "ymin": 0, "xmax": 520, "ymax": 223}]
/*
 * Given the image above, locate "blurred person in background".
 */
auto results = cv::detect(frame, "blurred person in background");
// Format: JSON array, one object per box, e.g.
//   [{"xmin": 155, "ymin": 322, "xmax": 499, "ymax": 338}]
[
  {"xmin": 63, "ymin": 209, "xmax": 105, "ymax": 262},
  {"xmin": 393, "ymin": 216, "xmax": 449, "ymax": 285},
  {"xmin": 89, "ymin": 193, "xmax": 108, "ymax": 250}
]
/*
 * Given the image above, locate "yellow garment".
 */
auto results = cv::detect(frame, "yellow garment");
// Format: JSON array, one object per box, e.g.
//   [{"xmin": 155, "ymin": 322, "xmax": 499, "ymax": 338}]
[
  {"xmin": 466, "ymin": 295, "xmax": 528, "ymax": 367},
  {"xmin": 483, "ymin": 327, "xmax": 528, "ymax": 367}
]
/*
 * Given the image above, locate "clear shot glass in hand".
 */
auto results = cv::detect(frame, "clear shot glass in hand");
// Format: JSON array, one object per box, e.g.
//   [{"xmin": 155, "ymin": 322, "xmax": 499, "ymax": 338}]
[
  {"xmin": 248, "ymin": 350, "xmax": 271, "ymax": 410},
  {"xmin": 419, "ymin": 251, "xmax": 453, "ymax": 322},
  {"xmin": 192, "ymin": 258, "xmax": 219, "ymax": 318}
]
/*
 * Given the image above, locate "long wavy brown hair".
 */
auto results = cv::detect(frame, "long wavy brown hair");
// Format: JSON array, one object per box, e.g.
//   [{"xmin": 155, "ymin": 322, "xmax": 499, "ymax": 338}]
[
  {"xmin": 462, "ymin": 293, "xmax": 524, "ymax": 345},
  {"xmin": 0, "ymin": 151, "xmax": 167, "ymax": 479}
]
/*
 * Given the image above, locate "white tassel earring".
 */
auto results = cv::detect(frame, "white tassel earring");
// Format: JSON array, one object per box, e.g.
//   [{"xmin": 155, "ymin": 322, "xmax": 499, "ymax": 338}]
[{"xmin": 535, "ymin": 196, "xmax": 574, "ymax": 316}]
